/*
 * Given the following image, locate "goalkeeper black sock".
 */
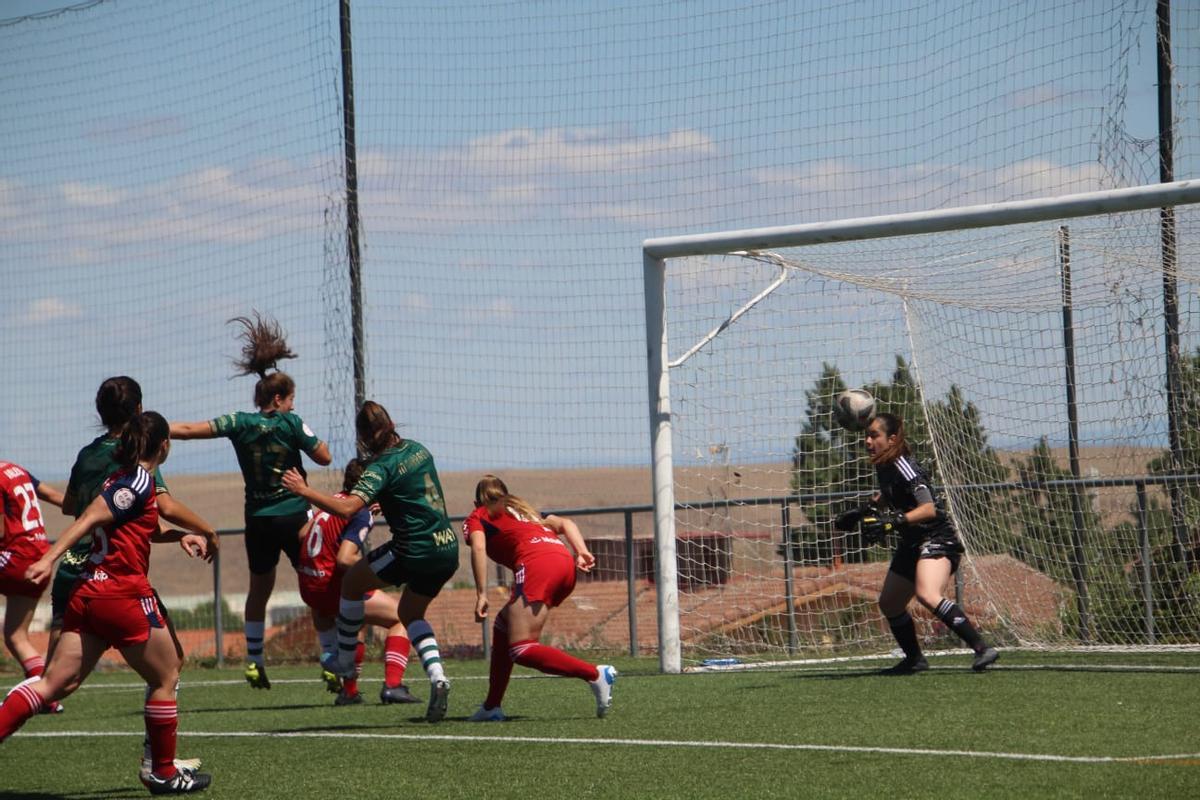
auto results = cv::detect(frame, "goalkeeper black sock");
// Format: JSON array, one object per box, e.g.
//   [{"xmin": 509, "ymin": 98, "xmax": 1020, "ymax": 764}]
[
  {"xmin": 886, "ymin": 612, "xmax": 923, "ymax": 660},
  {"xmin": 935, "ymin": 598, "xmax": 987, "ymax": 653}
]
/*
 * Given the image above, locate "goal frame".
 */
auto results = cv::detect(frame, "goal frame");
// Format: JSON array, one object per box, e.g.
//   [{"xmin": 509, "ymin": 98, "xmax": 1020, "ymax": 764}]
[{"xmin": 642, "ymin": 179, "xmax": 1200, "ymax": 674}]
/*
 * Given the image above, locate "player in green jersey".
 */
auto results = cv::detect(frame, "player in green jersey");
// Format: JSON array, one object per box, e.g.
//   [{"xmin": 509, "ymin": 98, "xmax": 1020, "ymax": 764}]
[
  {"xmin": 169, "ymin": 313, "xmax": 331, "ymax": 690},
  {"xmin": 283, "ymin": 400, "xmax": 457, "ymax": 723}
]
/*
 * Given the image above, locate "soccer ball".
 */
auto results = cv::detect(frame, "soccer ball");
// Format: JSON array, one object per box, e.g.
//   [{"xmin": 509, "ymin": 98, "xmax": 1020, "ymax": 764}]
[{"xmin": 833, "ymin": 389, "xmax": 876, "ymax": 431}]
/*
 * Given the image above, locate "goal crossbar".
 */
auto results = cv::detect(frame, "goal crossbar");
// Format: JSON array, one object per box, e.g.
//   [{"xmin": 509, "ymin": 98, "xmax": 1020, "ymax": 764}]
[{"xmin": 643, "ymin": 180, "xmax": 1200, "ymax": 259}]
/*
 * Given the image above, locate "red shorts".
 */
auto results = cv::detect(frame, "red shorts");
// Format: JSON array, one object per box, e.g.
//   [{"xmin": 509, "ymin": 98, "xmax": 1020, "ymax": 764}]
[
  {"xmin": 63, "ymin": 592, "xmax": 167, "ymax": 649},
  {"xmin": 511, "ymin": 552, "xmax": 576, "ymax": 608},
  {"xmin": 300, "ymin": 581, "xmax": 374, "ymax": 619},
  {"xmin": 0, "ymin": 540, "xmax": 50, "ymax": 598}
]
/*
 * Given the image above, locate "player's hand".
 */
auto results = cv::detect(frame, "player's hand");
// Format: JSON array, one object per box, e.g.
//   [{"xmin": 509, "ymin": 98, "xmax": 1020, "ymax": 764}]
[
  {"xmin": 281, "ymin": 468, "xmax": 307, "ymax": 494},
  {"xmin": 25, "ymin": 557, "xmax": 53, "ymax": 586},
  {"xmin": 860, "ymin": 509, "xmax": 906, "ymax": 544},
  {"xmin": 180, "ymin": 532, "xmax": 213, "ymax": 562},
  {"xmin": 834, "ymin": 504, "xmax": 871, "ymax": 532},
  {"xmin": 576, "ymin": 550, "xmax": 595, "ymax": 573},
  {"xmin": 474, "ymin": 593, "xmax": 489, "ymax": 622}
]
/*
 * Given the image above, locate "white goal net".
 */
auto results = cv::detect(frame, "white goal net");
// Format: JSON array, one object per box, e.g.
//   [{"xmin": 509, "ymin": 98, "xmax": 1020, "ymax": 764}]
[{"xmin": 646, "ymin": 183, "xmax": 1200, "ymax": 671}]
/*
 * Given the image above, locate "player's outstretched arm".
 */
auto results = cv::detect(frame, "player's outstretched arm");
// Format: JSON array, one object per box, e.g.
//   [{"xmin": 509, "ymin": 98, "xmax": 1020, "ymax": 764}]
[
  {"xmin": 546, "ymin": 514, "xmax": 594, "ymax": 573},
  {"xmin": 309, "ymin": 441, "xmax": 333, "ymax": 466},
  {"xmin": 282, "ymin": 467, "xmax": 364, "ymax": 518},
  {"xmin": 26, "ymin": 496, "xmax": 114, "ymax": 584},
  {"xmin": 467, "ymin": 530, "xmax": 490, "ymax": 621},
  {"xmin": 36, "ymin": 482, "xmax": 65, "ymax": 509},
  {"xmin": 170, "ymin": 421, "xmax": 216, "ymax": 440},
  {"xmin": 158, "ymin": 492, "xmax": 220, "ymax": 558}
]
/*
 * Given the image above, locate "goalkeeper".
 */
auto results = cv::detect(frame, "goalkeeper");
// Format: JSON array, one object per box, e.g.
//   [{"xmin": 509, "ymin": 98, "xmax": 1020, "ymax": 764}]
[{"xmin": 835, "ymin": 412, "xmax": 998, "ymax": 674}]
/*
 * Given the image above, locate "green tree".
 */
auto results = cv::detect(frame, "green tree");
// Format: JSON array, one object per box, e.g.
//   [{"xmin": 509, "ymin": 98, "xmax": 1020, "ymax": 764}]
[{"xmin": 789, "ymin": 356, "xmax": 1007, "ymax": 563}]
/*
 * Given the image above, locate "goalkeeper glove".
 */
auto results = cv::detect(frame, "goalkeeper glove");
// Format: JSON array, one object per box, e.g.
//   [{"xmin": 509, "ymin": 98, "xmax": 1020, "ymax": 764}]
[
  {"xmin": 860, "ymin": 509, "xmax": 906, "ymax": 544},
  {"xmin": 833, "ymin": 504, "xmax": 874, "ymax": 532}
]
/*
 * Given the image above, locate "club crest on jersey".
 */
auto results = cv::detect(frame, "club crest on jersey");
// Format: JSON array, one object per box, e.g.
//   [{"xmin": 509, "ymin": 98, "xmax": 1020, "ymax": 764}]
[
  {"xmin": 303, "ymin": 422, "xmax": 315, "ymax": 437},
  {"xmin": 113, "ymin": 487, "xmax": 136, "ymax": 510}
]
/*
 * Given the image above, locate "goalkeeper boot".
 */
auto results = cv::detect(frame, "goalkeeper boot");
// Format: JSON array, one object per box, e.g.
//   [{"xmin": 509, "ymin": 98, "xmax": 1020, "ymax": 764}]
[
  {"xmin": 880, "ymin": 655, "xmax": 929, "ymax": 676},
  {"xmin": 140, "ymin": 758, "xmax": 204, "ymax": 788},
  {"xmin": 143, "ymin": 765, "xmax": 212, "ymax": 795},
  {"xmin": 972, "ymin": 647, "xmax": 1000, "ymax": 672},
  {"xmin": 425, "ymin": 680, "xmax": 450, "ymax": 723},
  {"xmin": 468, "ymin": 704, "xmax": 506, "ymax": 722},
  {"xmin": 589, "ymin": 665, "xmax": 617, "ymax": 718},
  {"xmin": 379, "ymin": 683, "xmax": 421, "ymax": 704},
  {"xmin": 334, "ymin": 688, "xmax": 363, "ymax": 706},
  {"xmin": 243, "ymin": 662, "xmax": 271, "ymax": 690}
]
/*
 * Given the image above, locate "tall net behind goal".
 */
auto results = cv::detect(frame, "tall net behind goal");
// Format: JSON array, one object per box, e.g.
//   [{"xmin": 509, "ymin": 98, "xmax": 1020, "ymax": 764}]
[{"xmin": 647, "ymin": 185, "xmax": 1200, "ymax": 669}]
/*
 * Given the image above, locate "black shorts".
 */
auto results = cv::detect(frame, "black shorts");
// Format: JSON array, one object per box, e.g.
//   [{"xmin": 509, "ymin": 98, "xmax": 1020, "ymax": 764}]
[
  {"xmin": 366, "ymin": 540, "xmax": 458, "ymax": 598},
  {"xmin": 888, "ymin": 527, "xmax": 963, "ymax": 583},
  {"xmin": 244, "ymin": 511, "xmax": 308, "ymax": 575}
]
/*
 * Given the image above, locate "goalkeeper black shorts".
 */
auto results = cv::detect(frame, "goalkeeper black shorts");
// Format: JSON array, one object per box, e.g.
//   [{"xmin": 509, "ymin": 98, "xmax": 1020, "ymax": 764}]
[{"xmin": 888, "ymin": 527, "xmax": 963, "ymax": 583}]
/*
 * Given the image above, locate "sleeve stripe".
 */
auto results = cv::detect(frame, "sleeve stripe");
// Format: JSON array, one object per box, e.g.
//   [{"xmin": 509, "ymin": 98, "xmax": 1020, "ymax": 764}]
[{"xmin": 896, "ymin": 456, "xmax": 918, "ymax": 481}]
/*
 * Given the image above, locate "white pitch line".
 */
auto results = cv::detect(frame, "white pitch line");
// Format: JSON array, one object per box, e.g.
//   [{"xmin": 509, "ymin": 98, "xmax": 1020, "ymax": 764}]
[{"xmin": 17, "ymin": 729, "xmax": 1200, "ymax": 765}]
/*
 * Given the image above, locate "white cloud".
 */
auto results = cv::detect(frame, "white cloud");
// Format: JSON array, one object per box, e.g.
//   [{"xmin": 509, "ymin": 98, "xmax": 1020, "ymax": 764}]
[
  {"xmin": 62, "ymin": 181, "xmax": 126, "ymax": 207},
  {"xmin": 18, "ymin": 297, "xmax": 84, "ymax": 324}
]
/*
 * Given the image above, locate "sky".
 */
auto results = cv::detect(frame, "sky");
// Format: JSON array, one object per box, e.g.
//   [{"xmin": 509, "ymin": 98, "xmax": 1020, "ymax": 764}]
[{"xmin": 1, "ymin": 0, "xmax": 1196, "ymax": 484}]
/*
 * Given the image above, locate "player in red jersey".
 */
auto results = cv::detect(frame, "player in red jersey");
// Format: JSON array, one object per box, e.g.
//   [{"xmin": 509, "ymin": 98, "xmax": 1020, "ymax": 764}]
[
  {"xmin": 464, "ymin": 474, "xmax": 616, "ymax": 721},
  {"xmin": 0, "ymin": 413, "xmax": 214, "ymax": 796},
  {"xmin": 0, "ymin": 460, "xmax": 64, "ymax": 687},
  {"xmin": 298, "ymin": 459, "xmax": 417, "ymax": 706}
]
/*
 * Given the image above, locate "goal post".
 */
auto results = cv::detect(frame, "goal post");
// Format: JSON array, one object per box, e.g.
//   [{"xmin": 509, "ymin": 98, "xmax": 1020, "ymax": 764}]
[{"xmin": 644, "ymin": 180, "xmax": 1200, "ymax": 674}]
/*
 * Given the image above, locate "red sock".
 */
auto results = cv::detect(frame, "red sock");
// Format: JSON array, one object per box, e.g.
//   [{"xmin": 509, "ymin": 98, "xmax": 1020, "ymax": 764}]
[
  {"xmin": 0, "ymin": 679, "xmax": 43, "ymax": 740},
  {"xmin": 343, "ymin": 641, "xmax": 366, "ymax": 695},
  {"xmin": 384, "ymin": 636, "xmax": 409, "ymax": 688},
  {"xmin": 484, "ymin": 619, "xmax": 513, "ymax": 709},
  {"xmin": 20, "ymin": 656, "xmax": 45, "ymax": 679},
  {"xmin": 144, "ymin": 700, "xmax": 178, "ymax": 778},
  {"xmin": 509, "ymin": 640, "xmax": 599, "ymax": 682}
]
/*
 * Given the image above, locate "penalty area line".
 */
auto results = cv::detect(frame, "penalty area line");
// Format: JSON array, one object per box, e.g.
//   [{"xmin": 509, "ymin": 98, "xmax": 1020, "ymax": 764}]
[{"xmin": 18, "ymin": 730, "xmax": 1200, "ymax": 765}]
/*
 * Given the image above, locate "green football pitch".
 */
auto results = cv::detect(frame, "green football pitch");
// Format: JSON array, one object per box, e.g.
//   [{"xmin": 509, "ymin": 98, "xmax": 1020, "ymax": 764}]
[{"xmin": 2, "ymin": 651, "xmax": 1198, "ymax": 799}]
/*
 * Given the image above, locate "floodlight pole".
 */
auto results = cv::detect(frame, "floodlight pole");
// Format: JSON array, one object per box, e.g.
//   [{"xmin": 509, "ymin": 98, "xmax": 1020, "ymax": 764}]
[
  {"xmin": 341, "ymin": 0, "xmax": 366, "ymax": 413},
  {"xmin": 1157, "ymin": 0, "xmax": 1190, "ymax": 571}
]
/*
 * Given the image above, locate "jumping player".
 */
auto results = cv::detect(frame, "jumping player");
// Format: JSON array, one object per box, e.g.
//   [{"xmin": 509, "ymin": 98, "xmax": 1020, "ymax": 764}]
[
  {"xmin": 0, "ymin": 460, "xmax": 63, "ymax": 689},
  {"xmin": 170, "ymin": 313, "xmax": 331, "ymax": 689},
  {"xmin": 0, "ymin": 412, "xmax": 214, "ymax": 795},
  {"xmin": 283, "ymin": 400, "xmax": 457, "ymax": 723},
  {"xmin": 837, "ymin": 412, "xmax": 999, "ymax": 674},
  {"xmin": 464, "ymin": 475, "xmax": 615, "ymax": 721},
  {"xmin": 298, "ymin": 458, "xmax": 418, "ymax": 706}
]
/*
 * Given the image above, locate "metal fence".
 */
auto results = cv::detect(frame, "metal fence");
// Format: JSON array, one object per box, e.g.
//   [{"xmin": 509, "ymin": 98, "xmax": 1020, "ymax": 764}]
[{"xmin": 187, "ymin": 472, "xmax": 1197, "ymax": 666}]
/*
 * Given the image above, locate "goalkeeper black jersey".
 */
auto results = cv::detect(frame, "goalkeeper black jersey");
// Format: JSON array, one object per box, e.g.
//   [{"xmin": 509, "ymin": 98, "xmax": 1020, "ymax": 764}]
[{"xmin": 874, "ymin": 455, "xmax": 953, "ymax": 542}]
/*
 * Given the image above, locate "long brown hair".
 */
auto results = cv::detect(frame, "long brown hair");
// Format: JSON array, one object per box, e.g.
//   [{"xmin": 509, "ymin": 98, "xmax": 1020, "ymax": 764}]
[
  {"xmin": 474, "ymin": 474, "xmax": 544, "ymax": 525},
  {"xmin": 869, "ymin": 412, "xmax": 911, "ymax": 465},
  {"xmin": 114, "ymin": 411, "xmax": 169, "ymax": 469},
  {"xmin": 356, "ymin": 401, "xmax": 401, "ymax": 456},
  {"xmin": 96, "ymin": 376, "xmax": 142, "ymax": 430},
  {"xmin": 229, "ymin": 311, "xmax": 297, "ymax": 409}
]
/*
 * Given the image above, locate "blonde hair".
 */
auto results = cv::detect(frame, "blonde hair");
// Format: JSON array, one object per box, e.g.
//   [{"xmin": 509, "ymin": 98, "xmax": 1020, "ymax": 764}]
[{"xmin": 474, "ymin": 474, "xmax": 544, "ymax": 525}]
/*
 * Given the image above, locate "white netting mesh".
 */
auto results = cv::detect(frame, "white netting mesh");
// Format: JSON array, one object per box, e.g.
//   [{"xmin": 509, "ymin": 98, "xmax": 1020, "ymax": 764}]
[{"xmin": 663, "ymin": 204, "xmax": 1200, "ymax": 663}]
